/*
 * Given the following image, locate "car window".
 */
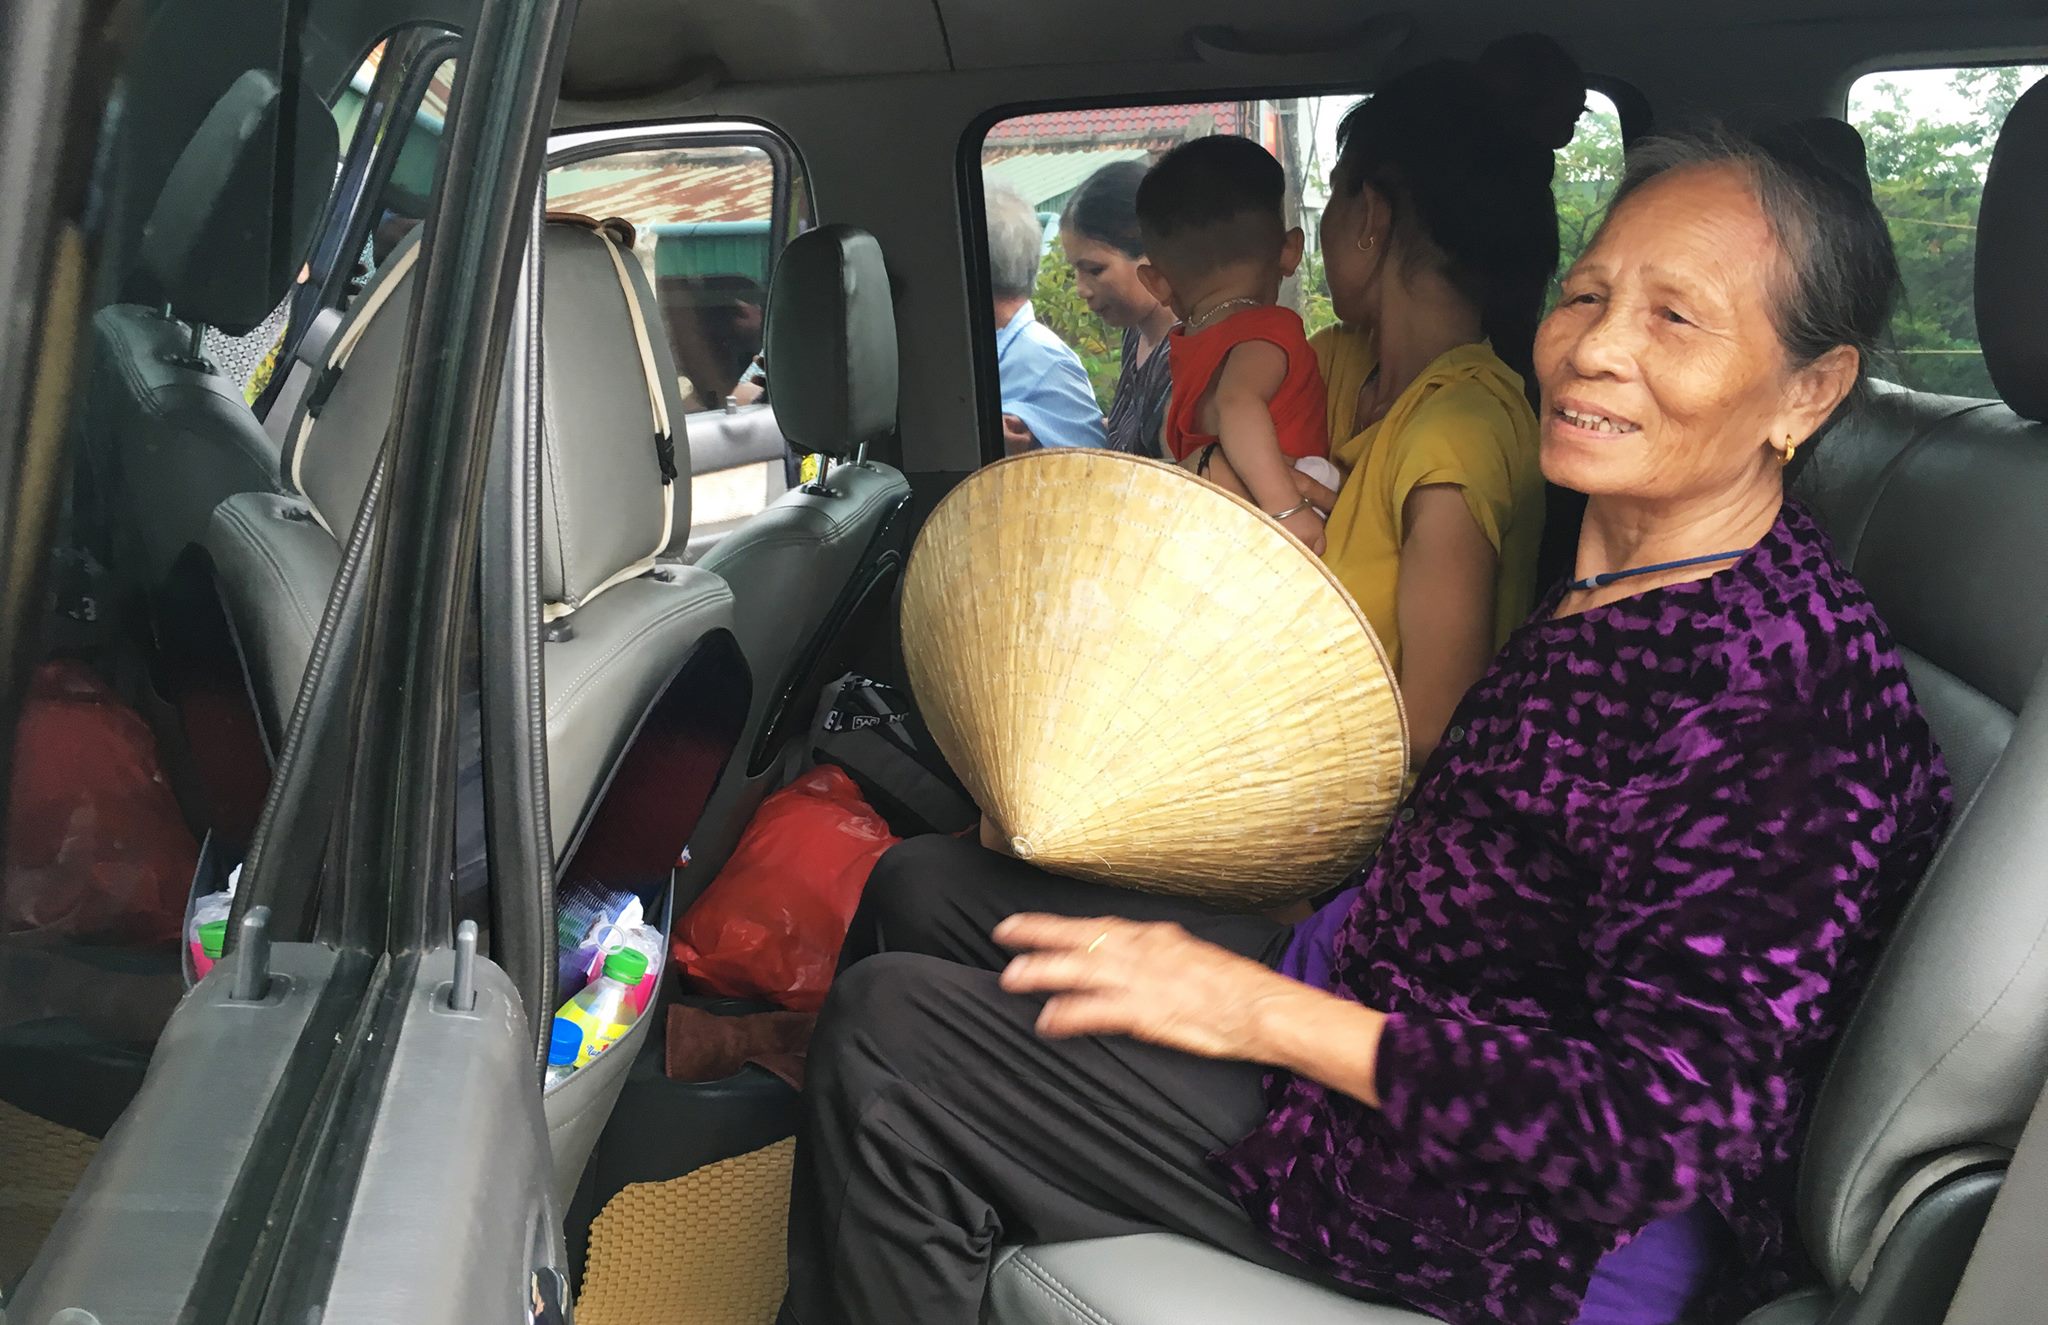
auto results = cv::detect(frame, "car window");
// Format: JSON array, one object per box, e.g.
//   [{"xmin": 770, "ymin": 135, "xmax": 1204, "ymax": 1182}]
[
  {"xmin": 977, "ymin": 88, "xmax": 1622, "ymax": 456},
  {"xmin": 1551, "ymin": 90, "xmax": 1625, "ymax": 297},
  {"xmin": 547, "ymin": 141, "xmax": 792, "ymax": 415},
  {"xmin": 1850, "ymin": 63, "xmax": 2048, "ymax": 397},
  {"xmin": 544, "ymin": 137, "xmax": 807, "ymax": 542},
  {"xmin": 978, "ymin": 99, "xmax": 1353, "ymax": 453}
]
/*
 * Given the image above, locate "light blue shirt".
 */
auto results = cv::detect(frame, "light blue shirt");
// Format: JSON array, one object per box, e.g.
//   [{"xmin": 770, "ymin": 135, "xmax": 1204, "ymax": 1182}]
[{"xmin": 996, "ymin": 302, "xmax": 1107, "ymax": 449}]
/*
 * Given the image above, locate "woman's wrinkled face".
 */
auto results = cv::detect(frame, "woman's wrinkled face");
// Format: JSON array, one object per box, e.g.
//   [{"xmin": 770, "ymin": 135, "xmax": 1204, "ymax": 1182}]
[
  {"xmin": 1534, "ymin": 163, "xmax": 1850, "ymax": 505},
  {"xmin": 1058, "ymin": 229, "xmax": 1160, "ymax": 330}
]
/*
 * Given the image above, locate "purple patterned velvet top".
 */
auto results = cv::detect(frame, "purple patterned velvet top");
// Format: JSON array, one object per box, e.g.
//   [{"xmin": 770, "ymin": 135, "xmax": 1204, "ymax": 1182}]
[{"xmin": 1218, "ymin": 502, "xmax": 1951, "ymax": 1325}]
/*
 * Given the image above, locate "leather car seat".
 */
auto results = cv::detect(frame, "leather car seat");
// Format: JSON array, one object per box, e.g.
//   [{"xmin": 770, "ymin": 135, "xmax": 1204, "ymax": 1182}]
[
  {"xmin": 679, "ymin": 225, "xmax": 913, "ymax": 898},
  {"xmin": 204, "ymin": 217, "xmax": 736, "ymax": 861},
  {"xmin": 78, "ymin": 67, "xmax": 337, "ymax": 601}
]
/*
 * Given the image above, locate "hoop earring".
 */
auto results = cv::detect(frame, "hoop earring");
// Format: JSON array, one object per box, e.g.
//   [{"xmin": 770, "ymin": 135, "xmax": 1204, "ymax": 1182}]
[
  {"xmin": 1356, "ymin": 233, "xmax": 1377, "ymax": 253},
  {"xmin": 1775, "ymin": 435, "xmax": 1799, "ymax": 466}
]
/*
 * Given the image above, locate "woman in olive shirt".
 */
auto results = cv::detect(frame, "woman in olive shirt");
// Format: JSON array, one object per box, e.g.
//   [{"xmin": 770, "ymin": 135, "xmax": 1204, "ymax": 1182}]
[{"xmin": 1299, "ymin": 64, "xmax": 1560, "ymax": 759}]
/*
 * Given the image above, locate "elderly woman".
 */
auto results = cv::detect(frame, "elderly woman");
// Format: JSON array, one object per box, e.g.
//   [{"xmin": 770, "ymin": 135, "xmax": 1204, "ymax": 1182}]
[{"xmin": 779, "ymin": 130, "xmax": 1951, "ymax": 1325}]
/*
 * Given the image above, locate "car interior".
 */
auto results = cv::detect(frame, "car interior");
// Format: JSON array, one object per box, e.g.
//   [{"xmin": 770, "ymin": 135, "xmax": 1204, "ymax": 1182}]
[{"xmin": 2, "ymin": 0, "xmax": 2047, "ymax": 1321}]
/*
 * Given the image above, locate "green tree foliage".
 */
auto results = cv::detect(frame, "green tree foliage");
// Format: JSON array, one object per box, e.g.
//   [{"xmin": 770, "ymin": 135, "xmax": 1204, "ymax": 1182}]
[
  {"xmin": 1022, "ymin": 66, "xmax": 2047, "ymax": 413},
  {"xmin": 1855, "ymin": 65, "xmax": 2040, "ymax": 398},
  {"xmin": 1552, "ymin": 99, "xmax": 1626, "ymax": 299}
]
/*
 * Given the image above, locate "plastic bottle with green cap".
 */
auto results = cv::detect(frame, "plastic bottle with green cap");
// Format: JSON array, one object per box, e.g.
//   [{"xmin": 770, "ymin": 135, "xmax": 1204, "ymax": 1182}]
[
  {"xmin": 191, "ymin": 917, "xmax": 229, "ymax": 978},
  {"xmin": 544, "ymin": 1017, "xmax": 584, "ymax": 1089},
  {"xmin": 554, "ymin": 947, "xmax": 649, "ymax": 1068}
]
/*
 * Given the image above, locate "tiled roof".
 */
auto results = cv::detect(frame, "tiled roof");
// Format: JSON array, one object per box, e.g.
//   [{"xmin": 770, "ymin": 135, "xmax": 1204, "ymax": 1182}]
[{"xmin": 985, "ymin": 102, "xmax": 1246, "ymax": 145}]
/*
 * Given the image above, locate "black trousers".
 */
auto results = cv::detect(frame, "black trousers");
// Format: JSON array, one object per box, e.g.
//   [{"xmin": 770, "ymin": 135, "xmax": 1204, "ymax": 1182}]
[{"xmin": 779, "ymin": 834, "xmax": 1309, "ymax": 1325}]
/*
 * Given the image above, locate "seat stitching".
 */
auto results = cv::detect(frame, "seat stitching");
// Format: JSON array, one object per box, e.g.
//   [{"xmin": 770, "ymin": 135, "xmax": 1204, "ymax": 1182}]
[
  {"xmin": 544, "ymin": 581, "xmax": 729, "ymax": 724},
  {"xmin": 1823, "ymin": 734, "xmax": 2048, "ymax": 1267},
  {"xmin": 1839, "ymin": 400, "xmax": 1998, "ymax": 564},
  {"xmin": 1012, "ymin": 1252, "xmax": 1118, "ymax": 1325},
  {"xmin": 216, "ymin": 502, "xmax": 326, "ymax": 646}
]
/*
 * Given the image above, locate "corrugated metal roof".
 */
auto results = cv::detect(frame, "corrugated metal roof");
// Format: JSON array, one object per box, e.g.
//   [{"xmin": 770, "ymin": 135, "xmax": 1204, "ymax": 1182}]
[
  {"xmin": 984, "ymin": 103, "xmax": 1246, "ymax": 144},
  {"xmin": 546, "ymin": 154, "xmax": 774, "ymax": 226},
  {"xmin": 981, "ymin": 148, "xmax": 1150, "ymax": 210}
]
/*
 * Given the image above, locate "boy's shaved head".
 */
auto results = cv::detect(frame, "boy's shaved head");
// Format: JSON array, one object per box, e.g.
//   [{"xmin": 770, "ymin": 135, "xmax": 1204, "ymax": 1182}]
[{"xmin": 1136, "ymin": 135, "xmax": 1287, "ymax": 279}]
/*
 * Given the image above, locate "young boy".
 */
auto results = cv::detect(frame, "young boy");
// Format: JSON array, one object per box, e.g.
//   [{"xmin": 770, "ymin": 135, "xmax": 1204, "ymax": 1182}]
[{"xmin": 1135, "ymin": 135, "xmax": 1332, "ymax": 552}]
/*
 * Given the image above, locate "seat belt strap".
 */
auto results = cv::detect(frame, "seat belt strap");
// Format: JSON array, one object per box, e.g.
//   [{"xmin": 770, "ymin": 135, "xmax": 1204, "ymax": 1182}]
[
  {"xmin": 542, "ymin": 221, "xmax": 678, "ymax": 621},
  {"xmin": 285, "ymin": 239, "xmax": 426, "ymax": 534}
]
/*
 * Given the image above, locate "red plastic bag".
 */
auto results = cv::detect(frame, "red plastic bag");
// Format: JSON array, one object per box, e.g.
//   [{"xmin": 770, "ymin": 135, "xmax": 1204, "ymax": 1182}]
[
  {"xmin": 672, "ymin": 765, "xmax": 899, "ymax": 1012},
  {"xmin": 4, "ymin": 661, "xmax": 197, "ymax": 945}
]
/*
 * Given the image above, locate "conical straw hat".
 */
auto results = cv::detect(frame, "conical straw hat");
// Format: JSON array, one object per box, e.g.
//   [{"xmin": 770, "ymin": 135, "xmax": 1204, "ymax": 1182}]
[{"xmin": 900, "ymin": 449, "xmax": 1407, "ymax": 907}]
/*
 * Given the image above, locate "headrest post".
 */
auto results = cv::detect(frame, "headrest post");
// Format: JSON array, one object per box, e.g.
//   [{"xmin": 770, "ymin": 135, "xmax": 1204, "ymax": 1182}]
[
  {"xmin": 159, "ymin": 321, "xmax": 216, "ymax": 375},
  {"xmin": 801, "ymin": 455, "xmax": 836, "ymax": 497}
]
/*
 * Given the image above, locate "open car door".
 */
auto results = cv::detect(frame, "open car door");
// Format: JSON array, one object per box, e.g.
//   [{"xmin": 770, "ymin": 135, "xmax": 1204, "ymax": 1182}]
[{"xmin": 0, "ymin": 0, "xmax": 579, "ymax": 1318}]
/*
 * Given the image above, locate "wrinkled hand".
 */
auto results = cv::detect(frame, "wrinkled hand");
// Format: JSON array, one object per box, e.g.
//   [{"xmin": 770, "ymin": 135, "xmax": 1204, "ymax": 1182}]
[
  {"xmin": 1293, "ymin": 470, "xmax": 1339, "ymax": 515},
  {"xmin": 1001, "ymin": 414, "xmax": 1037, "ymax": 455},
  {"xmin": 995, "ymin": 913, "xmax": 1301, "ymax": 1061},
  {"xmin": 1279, "ymin": 505, "xmax": 1327, "ymax": 555}
]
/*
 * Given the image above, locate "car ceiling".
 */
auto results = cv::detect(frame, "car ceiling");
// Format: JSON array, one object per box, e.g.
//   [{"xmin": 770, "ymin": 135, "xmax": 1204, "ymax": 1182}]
[{"xmin": 562, "ymin": 0, "xmax": 2047, "ymax": 96}]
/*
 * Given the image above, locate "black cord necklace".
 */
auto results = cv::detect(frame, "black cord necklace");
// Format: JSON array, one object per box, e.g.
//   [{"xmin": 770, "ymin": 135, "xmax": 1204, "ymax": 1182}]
[{"xmin": 1566, "ymin": 549, "xmax": 1748, "ymax": 593}]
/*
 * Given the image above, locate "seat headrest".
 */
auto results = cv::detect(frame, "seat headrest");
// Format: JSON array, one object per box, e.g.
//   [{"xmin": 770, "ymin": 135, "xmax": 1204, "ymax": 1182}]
[
  {"xmin": 1977, "ymin": 78, "xmax": 2048, "ymax": 423},
  {"xmin": 765, "ymin": 225, "xmax": 899, "ymax": 459},
  {"xmin": 1759, "ymin": 117, "xmax": 1871, "ymax": 196},
  {"xmin": 139, "ymin": 69, "xmax": 339, "ymax": 336}
]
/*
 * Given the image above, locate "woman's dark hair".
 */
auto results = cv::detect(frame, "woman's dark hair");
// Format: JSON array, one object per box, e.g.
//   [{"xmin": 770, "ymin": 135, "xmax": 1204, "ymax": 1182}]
[
  {"xmin": 1604, "ymin": 126, "xmax": 1902, "ymax": 453},
  {"xmin": 1061, "ymin": 159, "xmax": 1150, "ymax": 259},
  {"xmin": 1332, "ymin": 61, "xmax": 1561, "ymax": 385}
]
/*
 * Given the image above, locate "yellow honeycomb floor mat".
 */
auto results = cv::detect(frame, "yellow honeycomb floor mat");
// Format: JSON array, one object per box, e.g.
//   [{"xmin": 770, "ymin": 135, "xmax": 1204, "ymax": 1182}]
[
  {"xmin": 577, "ymin": 1138, "xmax": 795, "ymax": 1325},
  {"xmin": 0, "ymin": 1099, "xmax": 99, "ymax": 1287}
]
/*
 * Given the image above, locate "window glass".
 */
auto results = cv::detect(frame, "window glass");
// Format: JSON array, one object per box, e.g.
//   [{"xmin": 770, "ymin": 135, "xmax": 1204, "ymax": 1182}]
[
  {"xmin": 545, "ymin": 140, "xmax": 798, "ymax": 546},
  {"xmin": 1552, "ymin": 90, "xmax": 1624, "ymax": 297},
  {"xmin": 981, "ymin": 99, "xmax": 1357, "ymax": 448},
  {"xmin": 1850, "ymin": 63, "xmax": 2048, "ymax": 397},
  {"xmin": 547, "ymin": 144, "xmax": 780, "ymax": 414},
  {"xmin": 979, "ymin": 88, "xmax": 1616, "ymax": 453}
]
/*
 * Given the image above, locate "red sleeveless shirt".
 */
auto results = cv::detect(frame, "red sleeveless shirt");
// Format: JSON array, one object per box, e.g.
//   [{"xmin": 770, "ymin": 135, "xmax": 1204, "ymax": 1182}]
[{"xmin": 1163, "ymin": 305, "xmax": 1330, "ymax": 463}]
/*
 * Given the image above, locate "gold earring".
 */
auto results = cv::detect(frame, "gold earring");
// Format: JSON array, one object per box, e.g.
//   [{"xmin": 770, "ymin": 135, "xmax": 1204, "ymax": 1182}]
[{"xmin": 1776, "ymin": 435, "xmax": 1799, "ymax": 465}]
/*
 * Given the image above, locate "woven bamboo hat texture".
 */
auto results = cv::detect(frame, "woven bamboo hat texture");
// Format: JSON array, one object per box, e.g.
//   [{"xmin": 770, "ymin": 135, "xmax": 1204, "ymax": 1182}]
[{"xmin": 899, "ymin": 449, "xmax": 1407, "ymax": 906}]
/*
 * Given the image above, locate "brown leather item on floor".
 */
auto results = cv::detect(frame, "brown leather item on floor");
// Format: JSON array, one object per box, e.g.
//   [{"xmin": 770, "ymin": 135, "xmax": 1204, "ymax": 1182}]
[{"xmin": 665, "ymin": 1003, "xmax": 814, "ymax": 1091}]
